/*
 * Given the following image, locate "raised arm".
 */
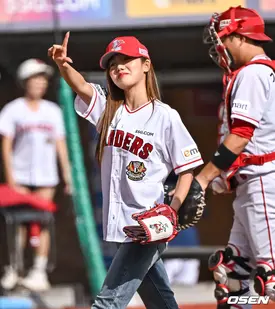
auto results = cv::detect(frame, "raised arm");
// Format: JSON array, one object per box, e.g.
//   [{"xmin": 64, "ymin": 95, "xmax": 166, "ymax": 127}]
[{"xmin": 48, "ymin": 32, "xmax": 93, "ymax": 106}]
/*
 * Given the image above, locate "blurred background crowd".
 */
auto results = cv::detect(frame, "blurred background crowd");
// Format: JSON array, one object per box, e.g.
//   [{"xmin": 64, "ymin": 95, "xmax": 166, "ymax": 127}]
[{"xmin": 0, "ymin": 0, "xmax": 275, "ymax": 308}]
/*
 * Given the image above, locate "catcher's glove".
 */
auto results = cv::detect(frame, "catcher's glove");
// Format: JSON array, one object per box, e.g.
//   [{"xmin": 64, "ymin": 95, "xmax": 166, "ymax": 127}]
[
  {"xmin": 178, "ymin": 178, "xmax": 206, "ymax": 229},
  {"xmin": 123, "ymin": 203, "xmax": 180, "ymax": 244}
]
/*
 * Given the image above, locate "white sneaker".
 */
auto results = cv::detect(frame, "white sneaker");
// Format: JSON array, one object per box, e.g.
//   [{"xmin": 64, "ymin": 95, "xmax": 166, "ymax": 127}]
[
  {"xmin": 19, "ymin": 269, "xmax": 50, "ymax": 292},
  {"xmin": 1, "ymin": 266, "xmax": 18, "ymax": 290}
]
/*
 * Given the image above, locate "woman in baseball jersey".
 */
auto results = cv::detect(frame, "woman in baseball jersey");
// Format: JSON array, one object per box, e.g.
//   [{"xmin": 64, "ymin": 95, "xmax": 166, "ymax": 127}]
[
  {"xmin": 0, "ymin": 59, "xmax": 71, "ymax": 291},
  {"xmin": 48, "ymin": 33, "xmax": 203, "ymax": 309}
]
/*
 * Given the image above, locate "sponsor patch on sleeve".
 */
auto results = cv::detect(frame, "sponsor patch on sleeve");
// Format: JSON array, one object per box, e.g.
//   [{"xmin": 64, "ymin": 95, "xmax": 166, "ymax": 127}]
[
  {"xmin": 181, "ymin": 145, "xmax": 201, "ymax": 161},
  {"xmin": 232, "ymin": 99, "xmax": 250, "ymax": 114}
]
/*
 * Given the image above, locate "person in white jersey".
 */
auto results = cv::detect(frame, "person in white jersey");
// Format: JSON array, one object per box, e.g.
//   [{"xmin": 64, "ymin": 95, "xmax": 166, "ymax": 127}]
[
  {"xmin": 48, "ymin": 33, "xmax": 203, "ymax": 308},
  {"xmin": 181, "ymin": 6, "xmax": 275, "ymax": 309},
  {"xmin": 0, "ymin": 59, "xmax": 71, "ymax": 291}
]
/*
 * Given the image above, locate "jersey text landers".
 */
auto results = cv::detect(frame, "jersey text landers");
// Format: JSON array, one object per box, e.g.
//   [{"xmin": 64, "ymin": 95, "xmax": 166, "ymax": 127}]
[{"xmin": 107, "ymin": 129, "xmax": 153, "ymax": 160}]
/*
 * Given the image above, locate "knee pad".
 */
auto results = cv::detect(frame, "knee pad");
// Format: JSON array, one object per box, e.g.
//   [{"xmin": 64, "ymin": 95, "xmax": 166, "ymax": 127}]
[
  {"xmin": 254, "ymin": 261, "xmax": 275, "ymax": 300},
  {"xmin": 208, "ymin": 244, "xmax": 252, "ymax": 305}
]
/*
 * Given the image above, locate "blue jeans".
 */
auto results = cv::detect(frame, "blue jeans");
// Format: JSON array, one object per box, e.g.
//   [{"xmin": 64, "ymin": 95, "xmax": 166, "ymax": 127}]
[{"xmin": 92, "ymin": 242, "xmax": 179, "ymax": 309}]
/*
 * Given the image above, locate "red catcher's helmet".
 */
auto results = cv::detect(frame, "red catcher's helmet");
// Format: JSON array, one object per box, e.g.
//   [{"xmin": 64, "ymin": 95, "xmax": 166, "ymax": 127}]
[
  {"xmin": 203, "ymin": 6, "xmax": 272, "ymax": 73},
  {"xmin": 217, "ymin": 6, "xmax": 272, "ymax": 42}
]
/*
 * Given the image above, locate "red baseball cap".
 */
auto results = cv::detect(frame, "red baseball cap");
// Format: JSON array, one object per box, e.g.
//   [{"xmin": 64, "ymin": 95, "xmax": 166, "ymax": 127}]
[{"xmin": 99, "ymin": 36, "xmax": 150, "ymax": 69}]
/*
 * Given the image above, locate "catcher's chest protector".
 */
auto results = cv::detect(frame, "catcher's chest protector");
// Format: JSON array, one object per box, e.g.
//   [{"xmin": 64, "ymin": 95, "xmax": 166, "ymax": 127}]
[{"xmin": 218, "ymin": 59, "xmax": 275, "ymax": 145}]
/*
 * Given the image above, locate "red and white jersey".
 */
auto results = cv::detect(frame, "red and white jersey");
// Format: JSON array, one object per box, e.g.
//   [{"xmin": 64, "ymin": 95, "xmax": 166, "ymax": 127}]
[
  {"xmin": 0, "ymin": 98, "xmax": 65, "ymax": 186},
  {"xmin": 218, "ymin": 55, "xmax": 275, "ymax": 176},
  {"xmin": 75, "ymin": 83, "xmax": 203, "ymax": 242}
]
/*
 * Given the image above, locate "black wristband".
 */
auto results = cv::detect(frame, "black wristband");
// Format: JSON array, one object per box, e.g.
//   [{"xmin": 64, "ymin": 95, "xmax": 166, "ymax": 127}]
[{"xmin": 211, "ymin": 143, "xmax": 238, "ymax": 171}]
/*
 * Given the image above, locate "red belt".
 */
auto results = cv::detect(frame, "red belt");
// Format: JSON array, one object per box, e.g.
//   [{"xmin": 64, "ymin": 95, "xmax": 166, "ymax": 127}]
[{"xmin": 231, "ymin": 152, "xmax": 275, "ymax": 169}]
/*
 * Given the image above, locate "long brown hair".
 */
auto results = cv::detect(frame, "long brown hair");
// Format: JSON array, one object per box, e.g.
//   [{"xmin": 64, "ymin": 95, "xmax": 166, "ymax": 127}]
[{"xmin": 96, "ymin": 58, "xmax": 161, "ymax": 163}]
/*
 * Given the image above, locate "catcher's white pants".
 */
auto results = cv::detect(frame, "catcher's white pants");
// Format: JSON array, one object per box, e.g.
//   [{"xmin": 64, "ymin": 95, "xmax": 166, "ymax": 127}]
[{"xmin": 227, "ymin": 172, "xmax": 275, "ymax": 309}]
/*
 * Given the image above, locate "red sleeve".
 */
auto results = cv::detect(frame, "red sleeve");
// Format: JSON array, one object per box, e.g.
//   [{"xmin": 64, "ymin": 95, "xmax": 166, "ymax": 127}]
[{"xmin": 230, "ymin": 119, "xmax": 255, "ymax": 139}]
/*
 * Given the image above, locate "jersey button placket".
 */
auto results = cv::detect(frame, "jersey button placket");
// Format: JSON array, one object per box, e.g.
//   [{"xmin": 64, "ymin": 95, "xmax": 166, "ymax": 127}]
[
  {"xmin": 114, "ymin": 147, "xmax": 123, "ymax": 240},
  {"xmin": 108, "ymin": 147, "xmax": 121, "ymax": 239}
]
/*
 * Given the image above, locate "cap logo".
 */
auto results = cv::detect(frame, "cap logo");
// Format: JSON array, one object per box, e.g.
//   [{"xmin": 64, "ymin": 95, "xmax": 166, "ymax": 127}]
[
  {"xmin": 219, "ymin": 18, "xmax": 241, "ymax": 30},
  {"xmin": 111, "ymin": 39, "xmax": 125, "ymax": 51},
  {"xmin": 139, "ymin": 48, "xmax": 148, "ymax": 56}
]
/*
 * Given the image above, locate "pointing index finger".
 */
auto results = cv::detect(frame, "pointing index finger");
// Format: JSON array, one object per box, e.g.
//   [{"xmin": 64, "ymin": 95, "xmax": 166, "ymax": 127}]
[{"xmin": 62, "ymin": 31, "xmax": 70, "ymax": 49}]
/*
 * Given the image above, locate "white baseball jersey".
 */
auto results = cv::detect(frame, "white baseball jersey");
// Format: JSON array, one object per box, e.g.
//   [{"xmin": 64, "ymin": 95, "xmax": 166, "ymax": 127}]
[
  {"xmin": 75, "ymin": 83, "xmax": 203, "ymax": 242},
  {"xmin": 214, "ymin": 56, "xmax": 275, "ymax": 294},
  {"xmin": 0, "ymin": 97, "xmax": 65, "ymax": 186},
  {"xmin": 218, "ymin": 55, "xmax": 275, "ymax": 176}
]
